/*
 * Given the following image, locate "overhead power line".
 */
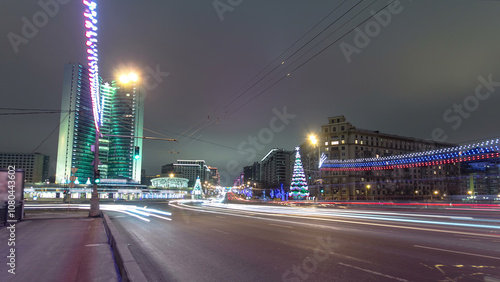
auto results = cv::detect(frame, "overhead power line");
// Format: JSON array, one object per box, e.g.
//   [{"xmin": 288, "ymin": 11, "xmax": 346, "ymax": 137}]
[{"xmin": 179, "ymin": 1, "xmax": 357, "ymax": 141}]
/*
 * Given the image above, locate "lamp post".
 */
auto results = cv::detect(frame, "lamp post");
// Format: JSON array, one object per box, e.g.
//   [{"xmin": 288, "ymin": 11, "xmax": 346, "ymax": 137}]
[
  {"xmin": 309, "ymin": 134, "xmax": 322, "ymax": 200},
  {"xmin": 366, "ymin": 184, "xmax": 371, "ymax": 201},
  {"xmin": 89, "ymin": 121, "xmax": 101, "ymax": 217}
]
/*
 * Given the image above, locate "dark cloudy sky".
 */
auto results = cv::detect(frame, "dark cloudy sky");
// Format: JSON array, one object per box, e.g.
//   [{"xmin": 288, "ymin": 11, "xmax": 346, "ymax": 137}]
[{"xmin": 1, "ymin": 0, "xmax": 500, "ymax": 185}]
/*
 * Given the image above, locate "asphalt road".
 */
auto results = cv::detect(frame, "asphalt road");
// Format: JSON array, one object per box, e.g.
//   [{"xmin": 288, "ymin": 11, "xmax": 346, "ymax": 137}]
[{"xmin": 108, "ymin": 201, "xmax": 500, "ymax": 282}]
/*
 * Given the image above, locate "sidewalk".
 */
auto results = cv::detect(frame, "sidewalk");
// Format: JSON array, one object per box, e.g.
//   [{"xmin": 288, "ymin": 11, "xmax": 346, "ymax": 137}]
[{"xmin": 0, "ymin": 210, "xmax": 120, "ymax": 282}]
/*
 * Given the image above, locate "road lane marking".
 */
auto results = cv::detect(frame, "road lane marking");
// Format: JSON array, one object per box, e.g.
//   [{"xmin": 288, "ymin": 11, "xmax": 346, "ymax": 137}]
[
  {"xmin": 338, "ymin": 262, "xmax": 409, "ymax": 282},
  {"xmin": 212, "ymin": 228, "xmax": 229, "ymax": 234},
  {"xmin": 149, "ymin": 214, "xmax": 172, "ymax": 221},
  {"xmin": 331, "ymin": 253, "xmax": 371, "ymax": 264},
  {"xmin": 269, "ymin": 223, "xmax": 292, "ymax": 229},
  {"xmin": 85, "ymin": 244, "xmax": 105, "ymax": 247},
  {"xmin": 413, "ymin": 245, "xmax": 500, "ymax": 260}
]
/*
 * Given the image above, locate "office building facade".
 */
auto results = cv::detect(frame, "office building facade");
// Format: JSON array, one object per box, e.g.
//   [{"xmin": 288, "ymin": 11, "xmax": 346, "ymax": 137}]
[
  {"xmin": 0, "ymin": 153, "xmax": 50, "ymax": 183},
  {"xmin": 319, "ymin": 116, "xmax": 458, "ymax": 199},
  {"xmin": 243, "ymin": 162, "xmax": 261, "ymax": 185},
  {"xmin": 56, "ymin": 63, "xmax": 96, "ymax": 184},
  {"xmin": 260, "ymin": 149, "xmax": 293, "ymax": 189},
  {"xmin": 162, "ymin": 160, "xmax": 211, "ymax": 187},
  {"xmin": 101, "ymin": 80, "xmax": 144, "ymax": 182},
  {"xmin": 56, "ymin": 63, "xmax": 144, "ymax": 184}
]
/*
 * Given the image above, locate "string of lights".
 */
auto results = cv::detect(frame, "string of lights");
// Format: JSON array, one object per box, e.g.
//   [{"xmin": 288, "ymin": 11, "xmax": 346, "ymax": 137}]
[{"xmin": 322, "ymin": 138, "xmax": 500, "ymax": 171}]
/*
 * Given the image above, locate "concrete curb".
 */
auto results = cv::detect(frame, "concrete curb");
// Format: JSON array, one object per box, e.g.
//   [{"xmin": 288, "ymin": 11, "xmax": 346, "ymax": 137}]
[{"xmin": 102, "ymin": 212, "xmax": 148, "ymax": 282}]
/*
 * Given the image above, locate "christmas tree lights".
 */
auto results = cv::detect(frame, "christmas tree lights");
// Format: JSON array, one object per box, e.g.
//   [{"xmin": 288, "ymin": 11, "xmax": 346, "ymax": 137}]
[
  {"xmin": 192, "ymin": 176, "xmax": 204, "ymax": 199},
  {"xmin": 290, "ymin": 147, "xmax": 309, "ymax": 199}
]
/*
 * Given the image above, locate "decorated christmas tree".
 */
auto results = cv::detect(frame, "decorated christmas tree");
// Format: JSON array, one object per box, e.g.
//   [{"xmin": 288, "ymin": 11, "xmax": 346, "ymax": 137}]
[
  {"xmin": 290, "ymin": 147, "xmax": 309, "ymax": 200},
  {"xmin": 192, "ymin": 176, "xmax": 204, "ymax": 199}
]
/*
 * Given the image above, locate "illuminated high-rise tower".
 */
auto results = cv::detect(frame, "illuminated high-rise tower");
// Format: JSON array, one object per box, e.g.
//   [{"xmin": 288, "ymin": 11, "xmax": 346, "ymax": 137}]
[
  {"xmin": 56, "ymin": 63, "xmax": 96, "ymax": 184},
  {"xmin": 101, "ymin": 77, "xmax": 144, "ymax": 182},
  {"xmin": 56, "ymin": 66, "xmax": 144, "ymax": 184}
]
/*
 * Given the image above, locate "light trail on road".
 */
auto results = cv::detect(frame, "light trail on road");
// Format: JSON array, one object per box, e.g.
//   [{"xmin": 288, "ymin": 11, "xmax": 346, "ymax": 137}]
[
  {"xmin": 25, "ymin": 203, "xmax": 171, "ymax": 222},
  {"xmin": 170, "ymin": 200, "xmax": 500, "ymax": 239}
]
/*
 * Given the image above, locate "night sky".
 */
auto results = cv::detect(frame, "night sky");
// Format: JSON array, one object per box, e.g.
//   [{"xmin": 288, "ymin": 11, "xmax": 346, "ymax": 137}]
[{"xmin": 1, "ymin": 0, "xmax": 500, "ymax": 185}]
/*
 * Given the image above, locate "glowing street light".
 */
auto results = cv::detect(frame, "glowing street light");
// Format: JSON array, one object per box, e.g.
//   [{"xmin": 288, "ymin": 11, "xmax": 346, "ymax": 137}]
[
  {"xmin": 309, "ymin": 135, "xmax": 317, "ymax": 145},
  {"xmin": 119, "ymin": 72, "xmax": 139, "ymax": 84},
  {"xmin": 309, "ymin": 134, "xmax": 322, "ymax": 200}
]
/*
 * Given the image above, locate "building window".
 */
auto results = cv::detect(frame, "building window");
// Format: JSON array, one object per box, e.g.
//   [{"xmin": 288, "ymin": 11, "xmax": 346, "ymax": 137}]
[{"xmin": 331, "ymin": 141, "xmax": 339, "ymax": 145}]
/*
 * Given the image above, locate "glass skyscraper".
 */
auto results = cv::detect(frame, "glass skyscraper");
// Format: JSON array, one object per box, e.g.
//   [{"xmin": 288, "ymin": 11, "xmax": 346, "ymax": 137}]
[
  {"xmin": 102, "ymin": 79, "xmax": 144, "ymax": 181},
  {"xmin": 56, "ymin": 63, "xmax": 144, "ymax": 184},
  {"xmin": 56, "ymin": 63, "xmax": 96, "ymax": 184}
]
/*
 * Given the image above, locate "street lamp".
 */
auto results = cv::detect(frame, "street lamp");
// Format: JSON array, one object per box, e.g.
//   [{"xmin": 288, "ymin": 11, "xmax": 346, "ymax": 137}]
[
  {"xmin": 432, "ymin": 190, "xmax": 439, "ymax": 201},
  {"xmin": 366, "ymin": 184, "xmax": 371, "ymax": 201},
  {"xmin": 119, "ymin": 73, "xmax": 139, "ymax": 84},
  {"xmin": 309, "ymin": 134, "xmax": 322, "ymax": 200}
]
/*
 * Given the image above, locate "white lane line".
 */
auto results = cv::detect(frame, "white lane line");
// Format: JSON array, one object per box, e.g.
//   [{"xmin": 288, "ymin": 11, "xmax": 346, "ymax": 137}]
[
  {"xmin": 85, "ymin": 244, "xmax": 105, "ymax": 247},
  {"xmin": 149, "ymin": 214, "xmax": 172, "ymax": 221},
  {"xmin": 212, "ymin": 228, "xmax": 229, "ymax": 234},
  {"xmin": 331, "ymin": 253, "xmax": 371, "ymax": 264},
  {"xmin": 338, "ymin": 262, "xmax": 409, "ymax": 282},
  {"xmin": 269, "ymin": 223, "xmax": 293, "ymax": 229},
  {"xmin": 413, "ymin": 245, "xmax": 500, "ymax": 260}
]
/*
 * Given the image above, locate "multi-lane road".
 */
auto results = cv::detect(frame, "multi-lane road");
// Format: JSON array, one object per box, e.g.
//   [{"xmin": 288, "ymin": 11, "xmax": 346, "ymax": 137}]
[{"xmin": 107, "ymin": 201, "xmax": 500, "ymax": 281}]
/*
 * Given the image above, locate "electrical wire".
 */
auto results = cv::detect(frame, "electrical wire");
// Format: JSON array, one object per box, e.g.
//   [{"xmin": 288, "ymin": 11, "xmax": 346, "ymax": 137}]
[
  {"xmin": 180, "ymin": 0, "xmax": 360, "ymax": 141},
  {"xmin": 31, "ymin": 113, "xmax": 69, "ymax": 153}
]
